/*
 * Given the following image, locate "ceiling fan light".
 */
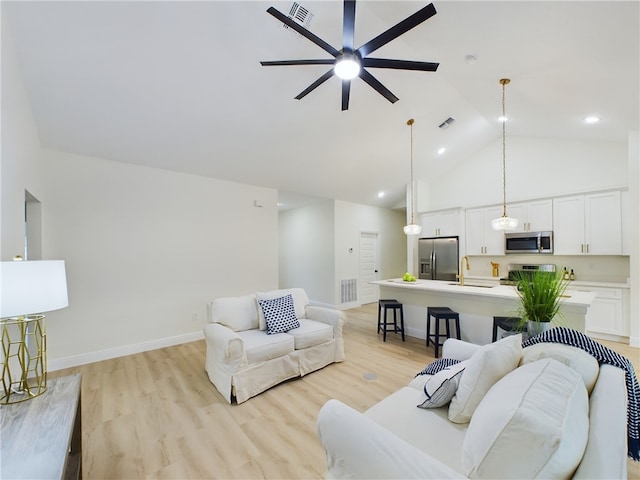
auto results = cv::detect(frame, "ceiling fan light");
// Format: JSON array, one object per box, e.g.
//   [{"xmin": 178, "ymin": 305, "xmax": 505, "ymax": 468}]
[
  {"xmin": 334, "ymin": 57, "xmax": 360, "ymax": 80},
  {"xmin": 491, "ymin": 215, "xmax": 519, "ymax": 231},
  {"xmin": 404, "ymin": 224, "xmax": 422, "ymax": 235}
]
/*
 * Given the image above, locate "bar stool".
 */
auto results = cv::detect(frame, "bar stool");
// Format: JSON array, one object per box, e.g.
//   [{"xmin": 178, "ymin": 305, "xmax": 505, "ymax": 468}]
[
  {"xmin": 377, "ymin": 299, "xmax": 405, "ymax": 342},
  {"xmin": 492, "ymin": 316, "xmax": 523, "ymax": 342},
  {"xmin": 426, "ymin": 307, "xmax": 461, "ymax": 357}
]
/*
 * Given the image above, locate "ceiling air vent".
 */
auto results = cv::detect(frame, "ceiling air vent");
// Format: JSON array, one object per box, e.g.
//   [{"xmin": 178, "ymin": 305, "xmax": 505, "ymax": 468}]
[
  {"xmin": 438, "ymin": 117, "xmax": 456, "ymax": 130},
  {"xmin": 282, "ymin": 2, "xmax": 314, "ymax": 31}
]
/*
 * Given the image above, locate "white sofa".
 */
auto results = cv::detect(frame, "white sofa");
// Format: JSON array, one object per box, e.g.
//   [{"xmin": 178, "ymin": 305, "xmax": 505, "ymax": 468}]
[
  {"xmin": 318, "ymin": 335, "xmax": 629, "ymax": 479},
  {"xmin": 204, "ymin": 288, "xmax": 345, "ymax": 404}
]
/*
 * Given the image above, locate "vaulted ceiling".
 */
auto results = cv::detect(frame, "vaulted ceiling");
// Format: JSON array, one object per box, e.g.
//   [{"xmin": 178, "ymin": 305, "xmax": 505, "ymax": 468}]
[{"xmin": 4, "ymin": 1, "xmax": 639, "ymax": 209}]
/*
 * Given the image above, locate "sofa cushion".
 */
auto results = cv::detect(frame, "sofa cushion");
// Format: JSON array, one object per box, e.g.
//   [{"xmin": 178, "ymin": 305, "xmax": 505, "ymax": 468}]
[
  {"xmin": 237, "ymin": 329, "xmax": 295, "ymax": 364},
  {"xmin": 258, "ymin": 294, "xmax": 300, "ymax": 334},
  {"xmin": 418, "ymin": 361, "xmax": 467, "ymax": 409},
  {"xmin": 521, "ymin": 343, "xmax": 599, "ymax": 394},
  {"xmin": 365, "ymin": 386, "xmax": 468, "ymax": 474},
  {"xmin": 211, "ymin": 294, "xmax": 259, "ymax": 331},
  {"xmin": 287, "ymin": 318, "xmax": 333, "ymax": 349},
  {"xmin": 462, "ymin": 358, "xmax": 589, "ymax": 479},
  {"xmin": 256, "ymin": 288, "xmax": 309, "ymax": 330},
  {"xmin": 448, "ymin": 334, "xmax": 522, "ymax": 424}
]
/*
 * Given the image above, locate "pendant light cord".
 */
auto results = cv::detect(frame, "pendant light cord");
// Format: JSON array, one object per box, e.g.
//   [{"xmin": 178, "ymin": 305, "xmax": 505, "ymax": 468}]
[
  {"xmin": 407, "ymin": 118, "xmax": 415, "ymax": 224},
  {"xmin": 500, "ymin": 79, "xmax": 509, "ymax": 218}
]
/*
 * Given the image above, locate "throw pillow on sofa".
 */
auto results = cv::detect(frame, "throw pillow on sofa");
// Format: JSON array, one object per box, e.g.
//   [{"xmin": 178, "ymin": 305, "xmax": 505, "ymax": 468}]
[
  {"xmin": 448, "ymin": 334, "xmax": 522, "ymax": 424},
  {"xmin": 256, "ymin": 288, "xmax": 308, "ymax": 330},
  {"xmin": 462, "ymin": 358, "xmax": 589, "ymax": 479},
  {"xmin": 417, "ymin": 360, "xmax": 467, "ymax": 409},
  {"xmin": 258, "ymin": 294, "xmax": 300, "ymax": 334},
  {"xmin": 520, "ymin": 343, "xmax": 599, "ymax": 394}
]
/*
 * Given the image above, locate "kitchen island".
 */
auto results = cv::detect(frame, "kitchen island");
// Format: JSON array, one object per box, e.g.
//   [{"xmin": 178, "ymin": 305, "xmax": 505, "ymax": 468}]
[{"xmin": 372, "ymin": 279, "xmax": 596, "ymax": 345}]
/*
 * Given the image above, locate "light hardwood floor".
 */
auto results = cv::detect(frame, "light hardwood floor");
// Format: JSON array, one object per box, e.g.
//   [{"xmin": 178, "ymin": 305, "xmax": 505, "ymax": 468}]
[{"xmin": 51, "ymin": 303, "xmax": 640, "ymax": 479}]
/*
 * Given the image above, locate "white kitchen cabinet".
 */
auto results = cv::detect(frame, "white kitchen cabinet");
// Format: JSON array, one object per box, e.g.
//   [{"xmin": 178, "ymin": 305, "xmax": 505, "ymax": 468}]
[
  {"xmin": 421, "ymin": 209, "xmax": 462, "ymax": 237},
  {"xmin": 508, "ymin": 199, "xmax": 553, "ymax": 233},
  {"xmin": 465, "ymin": 206, "xmax": 505, "ymax": 255},
  {"xmin": 572, "ymin": 286, "xmax": 626, "ymax": 336},
  {"xmin": 553, "ymin": 191, "xmax": 622, "ymax": 255}
]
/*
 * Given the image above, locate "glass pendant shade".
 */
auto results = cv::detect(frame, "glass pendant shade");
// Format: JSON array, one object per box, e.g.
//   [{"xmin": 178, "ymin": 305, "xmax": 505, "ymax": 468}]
[
  {"xmin": 491, "ymin": 215, "xmax": 519, "ymax": 231},
  {"xmin": 403, "ymin": 224, "xmax": 422, "ymax": 235}
]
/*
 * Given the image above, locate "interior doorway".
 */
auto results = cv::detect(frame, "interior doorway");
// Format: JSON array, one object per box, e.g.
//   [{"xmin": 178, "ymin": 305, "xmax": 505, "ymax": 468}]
[{"xmin": 359, "ymin": 232, "xmax": 379, "ymax": 304}]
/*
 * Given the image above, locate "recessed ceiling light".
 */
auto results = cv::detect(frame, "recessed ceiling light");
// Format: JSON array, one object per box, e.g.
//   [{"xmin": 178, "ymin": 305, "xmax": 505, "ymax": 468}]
[
  {"xmin": 584, "ymin": 115, "xmax": 600, "ymax": 124},
  {"xmin": 437, "ymin": 147, "xmax": 446, "ymax": 155},
  {"xmin": 377, "ymin": 191, "xmax": 385, "ymax": 198}
]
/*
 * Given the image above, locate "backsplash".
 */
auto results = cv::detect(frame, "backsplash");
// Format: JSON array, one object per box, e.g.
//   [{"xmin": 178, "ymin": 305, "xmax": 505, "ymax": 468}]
[{"xmin": 466, "ymin": 254, "xmax": 630, "ymax": 284}]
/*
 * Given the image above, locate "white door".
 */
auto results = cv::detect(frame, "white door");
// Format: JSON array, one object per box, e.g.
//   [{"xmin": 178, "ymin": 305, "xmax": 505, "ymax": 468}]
[{"xmin": 359, "ymin": 232, "xmax": 379, "ymax": 304}]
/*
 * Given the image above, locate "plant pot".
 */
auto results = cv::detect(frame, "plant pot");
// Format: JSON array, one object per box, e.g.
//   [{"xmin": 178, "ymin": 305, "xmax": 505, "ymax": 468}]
[{"xmin": 527, "ymin": 320, "xmax": 552, "ymax": 337}]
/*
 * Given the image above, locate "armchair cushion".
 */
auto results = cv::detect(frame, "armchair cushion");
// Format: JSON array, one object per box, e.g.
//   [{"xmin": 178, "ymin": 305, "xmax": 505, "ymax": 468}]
[
  {"xmin": 287, "ymin": 319, "xmax": 334, "ymax": 349},
  {"xmin": 238, "ymin": 329, "xmax": 294, "ymax": 364},
  {"xmin": 211, "ymin": 294, "xmax": 259, "ymax": 332}
]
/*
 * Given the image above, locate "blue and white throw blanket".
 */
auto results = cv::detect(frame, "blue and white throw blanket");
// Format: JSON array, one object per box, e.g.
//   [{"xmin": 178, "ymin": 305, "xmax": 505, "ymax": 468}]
[{"xmin": 523, "ymin": 327, "xmax": 640, "ymax": 461}]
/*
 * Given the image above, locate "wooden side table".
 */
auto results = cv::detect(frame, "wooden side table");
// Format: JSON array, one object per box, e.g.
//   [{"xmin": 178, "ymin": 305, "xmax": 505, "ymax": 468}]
[{"xmin": 0, "ymin": 373, "xmax": 82, "ymax": 479}]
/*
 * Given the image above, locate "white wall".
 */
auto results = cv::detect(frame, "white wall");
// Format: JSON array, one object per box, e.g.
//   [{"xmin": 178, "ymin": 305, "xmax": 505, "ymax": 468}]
[
  {"xmin": 628, "ymin": 131, "xmax": 639, "ymax": 347},
  {"xmin": 40, "ymin": 149, "xmax": 278, "ymax": 366},
  {"xmin": 1, "ymin": 12, "xmax": 44, "ymax": 259},
  {"xmin": 425, "ymin": 136, "xmax": 628, "ymax": 211},
  {"xmin": 279, "ymin": 201, "xmax": 335, "ymax": 305},
  {"xmin": 334, "ymin": 200, "xmax": 406, "ymax": 305}
]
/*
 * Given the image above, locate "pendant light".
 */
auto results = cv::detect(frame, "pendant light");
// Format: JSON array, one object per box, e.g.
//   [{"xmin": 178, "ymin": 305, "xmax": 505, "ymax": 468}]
[
  {"xmin": 491, "ymin": 78, "xmax": 519, "ymax": 231},
  {"xmin": 404, "ymin": 118, "xmax": 422, "ymax": 235}
]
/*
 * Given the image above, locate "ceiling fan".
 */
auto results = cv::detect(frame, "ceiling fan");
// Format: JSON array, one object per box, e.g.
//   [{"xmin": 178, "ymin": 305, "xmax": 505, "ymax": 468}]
[{"xmin": 260, "ymin": 1, "xmax": 439, "ymax": 111}]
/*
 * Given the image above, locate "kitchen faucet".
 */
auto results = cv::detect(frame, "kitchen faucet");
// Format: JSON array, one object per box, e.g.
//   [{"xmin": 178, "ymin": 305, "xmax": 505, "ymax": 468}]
[{"xmin": 457, "ymin": 256, "xmax": 470, "ymax": 286}]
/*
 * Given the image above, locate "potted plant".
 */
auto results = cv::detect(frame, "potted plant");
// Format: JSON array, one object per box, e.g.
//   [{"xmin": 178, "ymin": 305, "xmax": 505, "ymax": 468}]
[{"xmin": 514, "ymin": 269, "xmax": 568, "ymax": 337}]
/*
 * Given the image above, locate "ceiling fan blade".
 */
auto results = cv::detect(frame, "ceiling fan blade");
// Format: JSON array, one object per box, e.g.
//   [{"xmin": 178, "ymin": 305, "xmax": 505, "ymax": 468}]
[
  {"xmin": 357, "ymin": 3, "xmax": 437, "ymax": 57},
  {"xmin": 261, "ymin": 59, "xmax": 335, "ymax": 66},
  {"xmin": 295, "ymin": 69, "xmax": 335, "ymax": 100},
  {"xmin": 267, "ymin": 7, "xmax": 340, "ymax": 57},
  {"xmin": 359, "ymin": 69, "xmax": 399, "ymax": 104},
  {"xmin": 343, "ymin": 1, "xmax": 356, "ymax": 51},
  {"xmin": 341, "ymin": 79, "xmax": 351, "ymax": 111},
  {"xmin": 361, "ymin": 58, "xmax": 439, "ymax": 71}
]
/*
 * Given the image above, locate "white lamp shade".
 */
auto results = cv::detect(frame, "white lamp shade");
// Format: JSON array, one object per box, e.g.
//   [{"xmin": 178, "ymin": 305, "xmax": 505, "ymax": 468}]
[
  {"xmin": 491, "ymin": 215, "xmax": 519, "ymax": 231},
  {"xmin": 403, "ymin": 224, "xmax": 422, "ymax": 235},
  {"xmin": 0, "ymin": 260, "xmax": 68, "ymax": 318}
]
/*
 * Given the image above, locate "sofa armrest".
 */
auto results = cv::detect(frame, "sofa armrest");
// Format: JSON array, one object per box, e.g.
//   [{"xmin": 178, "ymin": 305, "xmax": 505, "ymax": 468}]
[
  {"xmin": 317, "ymin": 399, "xmax": 466, "ymax": 479},
  {"xmin": 573, "ymin": 364, "xmax": 628, "ymax": 479},
  {"xmin": 305, "ymin": 305, "xmax": 345, "ymax": 337},
  {"xmin": 203, "ymin": 322, "xmax": 247, "ymax": 370},
  {"xmin": 442, "ymin": 338, "xmax": 481, "ymax": 361}
]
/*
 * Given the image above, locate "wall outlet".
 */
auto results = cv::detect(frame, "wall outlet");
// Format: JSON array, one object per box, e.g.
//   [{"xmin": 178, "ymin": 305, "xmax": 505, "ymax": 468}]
[{"xmin": 191, "ymin": 313, "xmax": 198, "ymax": 322}]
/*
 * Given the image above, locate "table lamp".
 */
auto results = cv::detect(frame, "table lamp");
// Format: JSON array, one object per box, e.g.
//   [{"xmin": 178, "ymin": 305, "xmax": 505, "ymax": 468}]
[{"xmin": 0, "ymin": 260, "xmax": 68, "ymax": 404}]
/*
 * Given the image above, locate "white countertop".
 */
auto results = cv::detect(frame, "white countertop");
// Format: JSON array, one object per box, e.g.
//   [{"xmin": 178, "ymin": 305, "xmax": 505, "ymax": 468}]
[{"xmin": 373, "ymin": 278, "xmax": 597, "ymax": 307}]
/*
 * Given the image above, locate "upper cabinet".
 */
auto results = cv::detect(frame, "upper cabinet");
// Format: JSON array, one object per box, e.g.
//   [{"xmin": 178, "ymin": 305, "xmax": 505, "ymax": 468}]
[
  {"xmin": 465, "ymin": 206, "xmax": 505, "ymax": 255},
  {"xmin": 507, "ymin": 199, "xmax": 553, "ymax": 233},
  {"xmin": 553, "ymin": 191, "xmax": 622, "ymax": 255},
  {"xmin": 421, "ymin": 209, "xmax": 463, "ymax": 237}
]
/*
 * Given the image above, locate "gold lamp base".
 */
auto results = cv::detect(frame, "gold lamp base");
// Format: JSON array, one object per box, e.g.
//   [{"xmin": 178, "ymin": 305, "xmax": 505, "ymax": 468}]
[{"xmin": 0, "ymin": 315, "xmax": 47, "ymax": 404}]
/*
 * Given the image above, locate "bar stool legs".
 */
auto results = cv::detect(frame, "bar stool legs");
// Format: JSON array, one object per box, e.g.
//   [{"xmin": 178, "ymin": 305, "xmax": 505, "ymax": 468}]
[
  {"xmin": 377, "ymin": 299, "xmax": 405, "ymax": 342},
  {"xmin": 426, "ymin": 307, "xmax": 461, "ymax": 357}
]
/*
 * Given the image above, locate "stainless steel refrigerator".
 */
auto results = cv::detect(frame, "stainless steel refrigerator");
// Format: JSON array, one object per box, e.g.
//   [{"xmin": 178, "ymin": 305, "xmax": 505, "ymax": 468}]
[{"xmin": 418, "ymin": 236, "xmax": 459, "ymax": 281}]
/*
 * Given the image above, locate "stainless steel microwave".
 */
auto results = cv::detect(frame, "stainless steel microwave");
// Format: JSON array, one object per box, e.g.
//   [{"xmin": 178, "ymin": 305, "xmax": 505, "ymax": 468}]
[{"xmin": 505, "ymin": 231, "xmax": 553, "ymax": 254}]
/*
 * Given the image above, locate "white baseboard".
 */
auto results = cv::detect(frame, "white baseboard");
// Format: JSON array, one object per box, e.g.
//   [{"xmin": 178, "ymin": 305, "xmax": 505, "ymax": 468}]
[
  {"xmin": 48, "ymin": 330, "xmax": 205, "ymax": 372},
  {"xmin": 630, "ymin": 336, "xmax": 640, "ymax": 348}
]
